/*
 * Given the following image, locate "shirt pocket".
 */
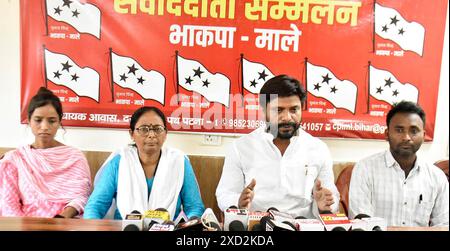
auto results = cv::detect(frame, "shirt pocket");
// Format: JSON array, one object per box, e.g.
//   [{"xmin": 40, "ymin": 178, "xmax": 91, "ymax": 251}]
[{"xmin": 413, "ymin": 201, "xmax": 433, "ymax": 226}]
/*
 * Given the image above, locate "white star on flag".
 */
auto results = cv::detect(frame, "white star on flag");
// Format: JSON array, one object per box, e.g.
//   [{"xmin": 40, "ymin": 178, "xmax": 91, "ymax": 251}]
[
  {"xmin": 177, "ymin": 55, "xmax": 231, "ymax": 107},
  {"xmin": 369, "ymin": 65, "xmax": 419, "ymax": 105},
  {"xmin": 242, "ymin": 58, "xmax": 275, "ymax": 94},
  {"xmin": 44, "ymin": 48, "xmax": 100, "ymax": 102},
  {"xmin": 111, "ymin": 52, "xmax": 166, "ymax": 104},
  {"xmin": 375, "ymin": 3, "xmax": 425, "ymax": 56},
  {"xmin": 307, "ymin": 62, "xmax": 358, "ymax": 113},
  {"xmin": 46, "ymin": 0, "xmax": 101, "ymax": 38}
]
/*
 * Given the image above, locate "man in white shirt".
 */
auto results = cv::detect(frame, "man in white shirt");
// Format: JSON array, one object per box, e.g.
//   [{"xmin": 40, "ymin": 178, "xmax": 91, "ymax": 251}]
[
  {"xmin": 349, "ymin": 101, "xmax": 449, "ymax": 227},
  {"xmin": 215, "ymin": 75, "xmax": 339, "ymax": 218}
]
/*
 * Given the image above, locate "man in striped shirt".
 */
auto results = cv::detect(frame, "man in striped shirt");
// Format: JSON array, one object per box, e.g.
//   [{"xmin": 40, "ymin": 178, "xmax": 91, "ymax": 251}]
[{"xmin": 349, "ymin": 101, "xmax": 448, "ymax": 227}]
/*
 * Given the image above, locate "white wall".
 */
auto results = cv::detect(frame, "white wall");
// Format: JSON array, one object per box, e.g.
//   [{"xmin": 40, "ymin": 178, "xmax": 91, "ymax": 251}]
[{"xmin": 1, "ymin": 1, "xmax": 448, "ymax": 162}]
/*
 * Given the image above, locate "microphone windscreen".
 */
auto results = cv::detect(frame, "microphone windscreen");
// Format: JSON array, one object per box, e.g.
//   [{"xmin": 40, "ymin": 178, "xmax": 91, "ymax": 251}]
[
  {"xmin": 229, "ymin": 221, "xmax": 245, "ymax": 231},
  {"xmin": 354, "ymin": 214, "xmax": 371, "ymax": 220},
  {"xmin": 372, "ymin": 226, "xmax": 382, "ymax": 231},
  {"xmin": 123, "ymin": 225, "xmax": 140, "ymax": 231},
  {"xmin": 331, "ymin": 226, "xmax": 347, "ymax": 231}
]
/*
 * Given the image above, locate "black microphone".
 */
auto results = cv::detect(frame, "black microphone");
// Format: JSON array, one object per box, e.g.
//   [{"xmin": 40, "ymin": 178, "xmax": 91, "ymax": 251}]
[
  {"xmin": 229, "ymin": 220, "xmax": 246, "ymax": 231},
  {"xmin": 354, "ymin": 214, "xmax": 370, "ymax": 219},
  {"xmin": 260, "ymin": 216, "xmax": 296, "ymax": 231},
  {"xmin": 123, "ymin": 224, "xmax": 140, "ymax": 231},
  {"xmin": 332, "ymin": 226, "xmax": 347, "ymax": 231}
]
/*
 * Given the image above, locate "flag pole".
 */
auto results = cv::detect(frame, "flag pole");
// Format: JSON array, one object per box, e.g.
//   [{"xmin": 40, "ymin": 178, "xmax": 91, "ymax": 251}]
[
  {"xmin": 42, "ymin": 45, "xmax": 48, "ymax": 88},
  {"xmin": 372, "ymin": 0, "xmax": 376, "ymax": 53},
  {"xmin": 175, "ymin": 50, "xmax": 180, "ymax": 105},
  {"xmin": 240, "ymin": 53, "xmax": 244, "ymax": 107},
  {"xmin": 367, "ymin": 61, "xmax": 371, "ymax": 114},
  {"xmin": 43, "ymin": 0, "xmax": 49, "ymax": 36},
  {"xmin": 109, "ymin": 48, "xmax": 115, "ymax": 102},
  {"xmin": 304, "ymin": 57, "xmax": 308, "ymax": 111}
]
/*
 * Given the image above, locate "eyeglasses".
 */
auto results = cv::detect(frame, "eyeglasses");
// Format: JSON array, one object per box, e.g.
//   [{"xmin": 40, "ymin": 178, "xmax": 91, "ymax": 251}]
[{"xmin": 135, "ymin": 125, "xmax": 166, "ymax": 136}]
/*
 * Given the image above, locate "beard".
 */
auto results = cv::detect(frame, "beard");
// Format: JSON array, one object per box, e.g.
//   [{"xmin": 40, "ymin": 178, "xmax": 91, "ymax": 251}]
[
  {"xmin": 389, "ymin": 140, "xmax": 422, "ymax": 158},
  {"xmin": 267, "ymin": 122, "xmax": 300, "ymax": 139}
]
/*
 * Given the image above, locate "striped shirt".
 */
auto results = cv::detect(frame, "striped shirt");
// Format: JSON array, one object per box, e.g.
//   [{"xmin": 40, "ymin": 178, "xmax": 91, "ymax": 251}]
[
  {"xmin": 349, "ymin": 150, "xmax": 449, "ymax": 226},
  {"xmin": 0, "ymin": 145, "xmax": 91, "ymax": 217}
]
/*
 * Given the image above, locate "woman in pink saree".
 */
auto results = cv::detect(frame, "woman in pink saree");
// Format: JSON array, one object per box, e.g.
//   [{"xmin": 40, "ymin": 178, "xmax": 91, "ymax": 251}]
[{"xmin": 0, "ymin": 87, "xmax": 91, "ymax": 218}]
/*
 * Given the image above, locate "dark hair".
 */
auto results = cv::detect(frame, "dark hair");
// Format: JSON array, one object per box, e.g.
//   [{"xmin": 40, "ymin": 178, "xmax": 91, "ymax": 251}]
[
  {"xmin": 27, "ymin": 87, "xmax": 63, "ymax": 121},
  {"xmin": 259, "ymin": 75, "xmax": 307, "ymax": 109},
  {"xmin": 386, "ymin": 101, "xmax": 426, "ymax": 128},
  {"xmin": 130, "ymin": 106, "xmax": 167, "ymax": 131}
]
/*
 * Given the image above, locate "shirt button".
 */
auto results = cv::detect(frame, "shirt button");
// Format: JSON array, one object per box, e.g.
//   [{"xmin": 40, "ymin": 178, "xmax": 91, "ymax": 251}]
[
  {"xmin": 404, "ymin": 202, "xmax": 407, "ymax": 205},
  {"xmin": 403, "ymin": 181, "xmax": 406, "ymax": 185},
  {"xmin": 402, "ymin": 222, "xmax": 405, "ymax": 225}
]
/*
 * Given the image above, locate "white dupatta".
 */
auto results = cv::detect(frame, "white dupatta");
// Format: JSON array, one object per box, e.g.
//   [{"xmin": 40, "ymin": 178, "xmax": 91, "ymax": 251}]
[{"xmin": 101, "ymin": 145, "xmax": 185, "ymax": 220}]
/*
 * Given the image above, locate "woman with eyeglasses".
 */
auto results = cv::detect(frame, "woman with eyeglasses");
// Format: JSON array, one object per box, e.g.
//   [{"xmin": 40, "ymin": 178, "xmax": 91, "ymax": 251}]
[
  {"xmin": 0, "ymin": 87, "xmax": 91, "ymax": 218},
  {"xmin": 84, "ymin": 106, "xmax": 205, "ymax": 220}
]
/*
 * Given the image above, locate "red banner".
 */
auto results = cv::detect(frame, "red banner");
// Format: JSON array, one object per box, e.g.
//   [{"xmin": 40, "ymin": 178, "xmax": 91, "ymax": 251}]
[{"xmin": 20, "ymin": 0, "xmax": 448, "ymax": 140}]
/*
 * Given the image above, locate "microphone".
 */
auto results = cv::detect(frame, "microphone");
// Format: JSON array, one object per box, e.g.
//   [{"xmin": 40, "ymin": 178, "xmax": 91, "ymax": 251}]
[
  {"xmin": 247, "ymin": 211, "xmax": 270, "ymax": 231},
  {"xmin": 223, "ymin": 207, "xmax": 249, "ymax": 231},
  {"xmin": 123, "ymin": 225, "xmax": 140, "ymax": 231},
  {"xmin": 144, "ymin": 209, "xmax": 171, "ymax": 230},
  {"xmin": 122, "ymin": 210, "xmax": 144, "ymax": 231},
  {"xmin": 260, "ymin": 216, "xmax": 296, "ymax": 231},
  {"xmin": 229, "ymin": 220, "xmax": 246, "ymax": 231},
  {"xmin": 353, "ymin": 214, "xmax": 387, "ymax": 231},
  {"xmin": 319, "ymin": 213, "xmax": 352, "ymax": 231},
  {"xmin": 175, "ymin": 216, "xmax": 204, "ymax": 231},
  {"xmin": 331, "ymin": 226, "xmax": 347, "ymax": 231},
  {"xmin": 201, "ymin": 208, "xmax": 222, "ymax": 231}
]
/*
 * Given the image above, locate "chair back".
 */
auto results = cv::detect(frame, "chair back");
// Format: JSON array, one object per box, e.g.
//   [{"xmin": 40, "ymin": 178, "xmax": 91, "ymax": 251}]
[
  {"xmin": 434, "ymin": 159, "xmax": 449, "ymax": 182},
  {"xmin": 335, "ymin": 163, "xmax": 355, "ymax": 216}
]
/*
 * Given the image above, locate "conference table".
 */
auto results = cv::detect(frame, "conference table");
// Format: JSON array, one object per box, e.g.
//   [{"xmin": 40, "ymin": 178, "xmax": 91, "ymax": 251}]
[{"xmin": 0, "ymin": 217, "xmax": 448, "ymax": 231}]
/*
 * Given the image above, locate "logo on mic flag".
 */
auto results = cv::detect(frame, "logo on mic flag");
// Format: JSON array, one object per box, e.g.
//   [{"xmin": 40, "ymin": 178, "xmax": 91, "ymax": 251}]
[
  {"xmin": 44, "ymin": 48, "xmax": 100, "ymax": 102},
  {"xmin": 111, "ymin": 51, "xmax": 166, "ymax": 104},
  {"xmin": 374, "ymin": 3, "xmax": 425, "ymax": 56},
  {"xmin": 369, "ymin": 65, "xmax": 419, "ymax": 105},
  {"xmin": 177, "ymin": 55, "xmax": 231, "ymax": 107},
  {"xmin": 242, "ymin": 58, "xmax": 275, "ymax": 94},
  {"xmin": 306, "ymin": 62, "xmax": 357, "ymax": 114},
  {"xmin": 45, "ymin": 0, "xmax": 101, "ymax": 39}
]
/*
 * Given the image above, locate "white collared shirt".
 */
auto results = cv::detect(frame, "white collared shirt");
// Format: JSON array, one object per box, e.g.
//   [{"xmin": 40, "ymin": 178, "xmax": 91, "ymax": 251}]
[
  {"xmin": 216, "ymin": 127, "xmax": 339, "ymax": 219},
  {"xmin": 349, "ymin": 150, "xmax": 449, "ymax": 227}
]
